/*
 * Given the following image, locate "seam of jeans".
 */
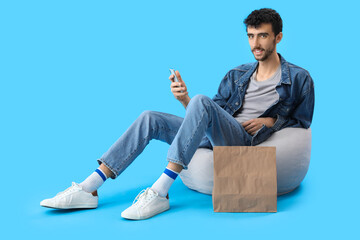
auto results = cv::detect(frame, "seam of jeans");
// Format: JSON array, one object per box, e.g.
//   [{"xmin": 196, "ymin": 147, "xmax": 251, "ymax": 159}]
[
  {"xmin": 220, "ymin": 112, "xmax": 250, "ymax": 144},
  {"xmin": 116, "ymin": 134, "xmax": 149, "ymax": 174},
  {"xmin": 115, "ymin": 126, "xmax": 179, "ymax": 174},
  {"xmin": 156, "ymin": 126, "xmax": 179, "ymax": 138},
  {"xmin": 180, "ymin": 104, "xmax": 208, "ymax": 162}
]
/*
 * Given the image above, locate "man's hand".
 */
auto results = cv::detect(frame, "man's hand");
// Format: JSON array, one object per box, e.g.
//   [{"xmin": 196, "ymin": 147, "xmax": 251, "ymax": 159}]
[
  {"xmin": 169, "ymin": 70, "xmax": 190, "ymax": 108},
  {"xmin": 242, "ymin": 117, "xmax": 276, "ymax": 135}
]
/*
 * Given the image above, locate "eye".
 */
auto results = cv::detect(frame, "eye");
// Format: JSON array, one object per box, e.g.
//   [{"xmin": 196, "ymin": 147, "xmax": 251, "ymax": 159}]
[
  {"xmin": 248, "ymin": 35, "xmax": 254, "ymax": 39},
  {"xmin": 260, "ymin": 34, "xmax": 267, "ymax": 38}
]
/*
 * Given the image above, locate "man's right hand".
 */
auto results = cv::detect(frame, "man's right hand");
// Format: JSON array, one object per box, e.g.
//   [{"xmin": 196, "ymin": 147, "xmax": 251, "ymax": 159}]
[{"xmin": 169, "ymin": 70, "xmax": 190, "ymax": 108}]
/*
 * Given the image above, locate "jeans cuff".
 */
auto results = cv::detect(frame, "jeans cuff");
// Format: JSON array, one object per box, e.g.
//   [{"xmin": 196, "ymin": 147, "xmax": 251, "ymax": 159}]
[
  {"xmin": 166, "ymin": 157, "xmax": 188, "ymax": 170},
  {"xmin": 97, "ymin": 158, "xmax": 118, "ymax": 179}
]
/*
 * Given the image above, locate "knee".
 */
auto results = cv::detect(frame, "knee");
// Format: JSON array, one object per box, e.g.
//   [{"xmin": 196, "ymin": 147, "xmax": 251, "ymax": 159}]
[
  {"xmin": 139, "ymin": 110, "xmax": 156, "ymax": 122},
  {"xmin": 189, "ymin": 94, "xmax": 212, "ymax": 108},
  {"xmin": 191, "ymin": 94, "xmax": 212, "ymax": 104},
  {"xmin": 138, "ymin": 110, "xmax": 164, "ymax": 126}
]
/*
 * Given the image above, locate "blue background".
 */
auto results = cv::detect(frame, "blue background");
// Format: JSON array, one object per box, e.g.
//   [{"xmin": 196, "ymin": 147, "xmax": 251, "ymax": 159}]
[{"xmin": 1, "ymin": 0, "xmax": 359, "ymax": 239}]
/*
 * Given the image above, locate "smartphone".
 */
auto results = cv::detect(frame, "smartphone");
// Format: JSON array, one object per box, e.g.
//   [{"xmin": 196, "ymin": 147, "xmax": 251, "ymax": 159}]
[{"xmin": 169, "ymin": 68, "xmax": 179, "ymax": 82}]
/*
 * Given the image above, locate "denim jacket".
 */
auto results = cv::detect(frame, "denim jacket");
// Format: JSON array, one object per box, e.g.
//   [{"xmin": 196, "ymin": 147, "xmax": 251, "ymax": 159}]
[{"xmin": 212, "ymin": 53, "xmax": 315, "ymax": 146}]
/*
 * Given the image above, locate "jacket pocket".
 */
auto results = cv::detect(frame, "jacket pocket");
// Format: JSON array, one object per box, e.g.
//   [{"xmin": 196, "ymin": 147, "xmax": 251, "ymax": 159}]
[{"xmin": 278, "ymin": 99, "xmax": 295, "ymax": 116}]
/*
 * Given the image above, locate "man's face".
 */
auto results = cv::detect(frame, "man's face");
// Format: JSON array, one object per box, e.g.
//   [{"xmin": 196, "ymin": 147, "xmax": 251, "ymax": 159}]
[{"xmin": 247, "ymin": 23, "xmax": 280, "ymax": 62}]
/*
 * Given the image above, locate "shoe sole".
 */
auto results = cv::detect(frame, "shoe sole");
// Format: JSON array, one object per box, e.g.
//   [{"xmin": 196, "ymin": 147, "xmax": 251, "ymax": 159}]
[
  {"xmin": 40, "ymin": 203, "xmax": 98, "ymax": 209},
  {"xmin": 121, "ymin": 205, "xmax": 170, "ymax": 220}
]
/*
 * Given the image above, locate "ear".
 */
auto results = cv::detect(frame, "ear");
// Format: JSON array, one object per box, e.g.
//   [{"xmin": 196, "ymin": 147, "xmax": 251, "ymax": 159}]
[{"xmin": 276, "ymin": 32, "xmax": 283, "ymax": 44}]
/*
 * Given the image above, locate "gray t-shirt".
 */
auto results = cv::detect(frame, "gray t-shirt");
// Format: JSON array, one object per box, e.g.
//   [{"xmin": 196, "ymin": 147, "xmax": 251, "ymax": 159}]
[{"xmin": 234, "ymin": 66, "xmax": 281, "ymax": 124}]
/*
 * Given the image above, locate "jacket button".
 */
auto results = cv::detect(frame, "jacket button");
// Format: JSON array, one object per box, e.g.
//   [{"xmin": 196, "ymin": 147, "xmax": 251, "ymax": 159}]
[{"xmin": 235, "ymin": 102, "xmax": 239, "ymax": 106}]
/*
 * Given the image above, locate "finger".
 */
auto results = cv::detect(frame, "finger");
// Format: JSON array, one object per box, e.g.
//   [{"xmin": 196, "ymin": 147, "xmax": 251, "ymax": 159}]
[
  {"xmin": 171, "ymin": 88, "xmax": 182, "ymax": 93},
  {"xmin": 247, "ymin": 124, "xmax": 259, "ymax": 132},
  {"xmin": 178, "ymin": 91, "xmax": 188, "ymax": 96},
  {"xmin": 244, "ymin": 122, "xmax": 254, "ymax": 131},
  {"xmin": 175, "ymin": 70, "xmax": 184, "ymax": 82},
  {"xmin": 249, "ymin": 126, "xmax": 261, "ymax": 135},
  {"xmin": 245, "ymin": 129, "xmax": 253, "ymax": 135},
  {"xmin": 171, "ymin": 86, "xmax": 185, "ymax": 93},
  {"xmin": 169, "ymin": 74, "xmax": 175, "ymax": 82},
  {"xmin": 174, "ymin": 91, "xmax": 188, "ymax": 97},
  {"xmin": 248, "ymin": 128, "xmax": 256, "ymax": 135},
  {"xmin": 173, "ymin": 83, "xmax": 184, "ymax": 90},
  {"xmin": 251, "ymin": 128, "xmax": 259, "ymax": 135},
  {"xmin": 171, "ymin": 82, "xmax": 183, "ymax": 88},
  {"xmin": 248, "ymin": 131, "xmax": 254, "ymax": 136},
  {"xmin": 242, "ymin": 119, "xmax": 253, "ymax": 127},
  {"xmin": 170, "ymin": 82, "xmax": 178, "ymax": 87},
  {"xmin": 177, "ymin": 84, "xmax": 187, "ymax": 91},
  {"xmin": 249, "ymin": 124, "xmax": 260, "ymax": 131},
  {"xmin": 247, "ymin": 128, "xmax": 255, "ymax": 135},
  {"xmin": 177, "ymin": 87, "xmax": 186, "ymax": 91}
]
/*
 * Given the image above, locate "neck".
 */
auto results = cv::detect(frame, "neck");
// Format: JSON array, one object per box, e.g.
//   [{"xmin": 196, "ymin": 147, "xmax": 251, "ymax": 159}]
[{"xmin": 257, "ymin": 52, "xmax": 281, "ymax": 79}]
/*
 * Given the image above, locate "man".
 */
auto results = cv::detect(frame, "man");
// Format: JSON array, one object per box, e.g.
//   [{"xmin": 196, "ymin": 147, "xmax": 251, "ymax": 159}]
[{"xmin": 40, "ymin": 8, "xmax": 314, "ymax": 220}]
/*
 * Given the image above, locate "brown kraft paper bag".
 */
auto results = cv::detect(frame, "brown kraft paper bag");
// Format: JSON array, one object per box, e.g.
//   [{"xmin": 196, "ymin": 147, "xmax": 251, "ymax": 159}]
[{"xmin": 212, "ymin": 146, "xmax": 277, "ymax": 212}]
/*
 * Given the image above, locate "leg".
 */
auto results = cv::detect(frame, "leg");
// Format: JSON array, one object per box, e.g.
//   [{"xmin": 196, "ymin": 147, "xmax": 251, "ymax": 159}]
[
  {"xmin": 167, "ymin": 94, "xmax": 252, "ymax": 168},
  {"xmin": 90, "ymin": 163, "xmax": 115, "ymax": 196},
  {"xmin": 121, "ymin": 95, "xmax": 252, "ymax": 220},
  {"xmin": 98, "ymin": 110, "xmax": 184, "ymax": 178},
  {"xmin": 40, "ymin": 111, "xmax": 184, "ymax": 210}
]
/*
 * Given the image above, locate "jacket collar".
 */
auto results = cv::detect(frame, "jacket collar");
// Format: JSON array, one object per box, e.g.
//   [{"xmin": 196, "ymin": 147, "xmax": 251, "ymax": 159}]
[
  {"xmin": 238, "ymin": 53, "xmax": 291, "ymax": 86},
  {"xmin": 278, "ymin": 53, "xmax": 291, "ymax": 85}
]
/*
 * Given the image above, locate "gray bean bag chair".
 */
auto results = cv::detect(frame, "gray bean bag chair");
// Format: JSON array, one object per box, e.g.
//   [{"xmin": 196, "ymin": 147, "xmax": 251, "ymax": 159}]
[{"xmin": 179, "ymin": 128, "xmax": 312, "ymax": 196}]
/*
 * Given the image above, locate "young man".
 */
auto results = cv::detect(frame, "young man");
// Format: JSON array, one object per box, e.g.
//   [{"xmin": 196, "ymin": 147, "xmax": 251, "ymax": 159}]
[{"xmin": 40, "ymin": 8, "xmax": 314, "ymax": 220}]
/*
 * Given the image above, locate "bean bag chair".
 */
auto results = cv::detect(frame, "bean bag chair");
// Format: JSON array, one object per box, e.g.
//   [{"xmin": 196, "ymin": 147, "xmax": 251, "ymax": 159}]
[{"xmin": 179, "ymin": 128, "xmax": 312, "ymax": 196}]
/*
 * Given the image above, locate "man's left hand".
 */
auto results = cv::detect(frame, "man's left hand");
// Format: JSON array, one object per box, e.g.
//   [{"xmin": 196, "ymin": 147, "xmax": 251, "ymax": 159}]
[{"xmin": 242, "ymin": 117, "xmax": 276, "ymax": 135}]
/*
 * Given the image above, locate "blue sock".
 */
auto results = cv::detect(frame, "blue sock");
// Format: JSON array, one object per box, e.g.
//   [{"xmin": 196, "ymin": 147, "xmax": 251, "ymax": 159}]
[{"xmin": 80, "ymin": 168, "xmax": 108, "ymax": 193}]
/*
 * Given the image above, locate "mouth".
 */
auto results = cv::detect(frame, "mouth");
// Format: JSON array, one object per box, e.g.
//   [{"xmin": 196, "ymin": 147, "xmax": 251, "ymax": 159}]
[{"xmin": 253, "ymin": 49, "xmax": 264, "ymax": 55}]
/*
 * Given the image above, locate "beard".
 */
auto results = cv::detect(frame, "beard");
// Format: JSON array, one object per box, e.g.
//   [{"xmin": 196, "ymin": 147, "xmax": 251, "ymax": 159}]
[{"xmin": 252, "ymin": 39, "xmax": 276, "ymax": 61}]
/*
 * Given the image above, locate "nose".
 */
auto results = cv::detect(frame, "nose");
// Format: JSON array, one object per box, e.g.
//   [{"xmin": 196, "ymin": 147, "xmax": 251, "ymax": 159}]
[{"xmin": 253, "ymin": 36, "xmax": 260, "ymax": 48}]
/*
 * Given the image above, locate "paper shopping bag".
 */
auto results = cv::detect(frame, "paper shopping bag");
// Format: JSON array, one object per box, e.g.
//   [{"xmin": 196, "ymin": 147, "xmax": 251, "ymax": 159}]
[{"xmin": 212, "ymin": 146, "xmax": 277, "ymax": 212}]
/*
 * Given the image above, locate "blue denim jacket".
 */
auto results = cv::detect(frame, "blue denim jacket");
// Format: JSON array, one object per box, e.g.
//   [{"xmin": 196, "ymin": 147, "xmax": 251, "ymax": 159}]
[{"xmin": 212, "ymin": 53, "xmax": 315, "ymax": 145}]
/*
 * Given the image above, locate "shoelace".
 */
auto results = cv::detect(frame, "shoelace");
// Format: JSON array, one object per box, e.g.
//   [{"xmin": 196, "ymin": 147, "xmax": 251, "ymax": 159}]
[
  {"xmin": 132, "ymin": 188, "xmax": 156, "ymax": 207},
  {"xmin": 56, "ymin": 182, "xmax": 79, "ymax": 196}
]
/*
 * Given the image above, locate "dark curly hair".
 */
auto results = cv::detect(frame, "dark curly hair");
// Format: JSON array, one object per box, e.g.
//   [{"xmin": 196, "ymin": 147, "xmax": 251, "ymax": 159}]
[{"xmin": 244, "ymin": 8, "xmax": 283, "ymax": 36}]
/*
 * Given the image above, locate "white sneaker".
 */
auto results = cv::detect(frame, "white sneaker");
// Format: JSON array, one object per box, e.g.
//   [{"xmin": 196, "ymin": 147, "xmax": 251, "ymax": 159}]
[
  {"xmin": 121, "ymin": 188, "xmax": 170, "ymax": 220},
  {"xmin": 40, "ymin": 182, "xmax": 98, "ymax": 209}
]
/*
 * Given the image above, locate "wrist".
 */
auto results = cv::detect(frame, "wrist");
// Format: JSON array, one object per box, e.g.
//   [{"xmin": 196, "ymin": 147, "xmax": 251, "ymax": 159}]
[
  {"xmin": 264, "ymin": 117, "xmax": 276, "ymax": 128},
  {"xmin": 181, "ymin": 96, "xmax": 191, "ymax": 108},
  {"xmin": 269, "ymin": 117, "xmax": 276, "ymax": 127}
]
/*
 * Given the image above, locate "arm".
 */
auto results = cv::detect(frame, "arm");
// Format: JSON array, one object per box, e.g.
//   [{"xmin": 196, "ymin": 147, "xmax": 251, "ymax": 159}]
[
  {"xmin": 242, "ymin": 117, "xmax": 276, "ymax": 136},
  {"xmin": 271, "ymin": 74, "xmax": 315, "ymax": 131},
  {"xmin": 180, "ymin": 95, "xmax": 191, "ymax": 109},
  {"xmin": 271, "ymin": 83, "xmax": 315, "ymax": 131},
  {"xmin": 211, "ymin": 72, "xmax": 231, "ymax": 108},
  {"xmin": 243, "ymin": 75, "xmax": 315, "ymax": 135},
  {"xmin": 169, "ymin": 70, "xmax": 191, "ymax": 109}
]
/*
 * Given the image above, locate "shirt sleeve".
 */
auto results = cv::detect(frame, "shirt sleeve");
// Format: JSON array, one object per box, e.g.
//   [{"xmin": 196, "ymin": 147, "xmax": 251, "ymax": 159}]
[
  {"xmin": 271, "ymin": 75, "xmax": 315, "ymax": 130},
  {"xmin": 212, "ymin": 72, "xmax": 231, "ymax": 108}
]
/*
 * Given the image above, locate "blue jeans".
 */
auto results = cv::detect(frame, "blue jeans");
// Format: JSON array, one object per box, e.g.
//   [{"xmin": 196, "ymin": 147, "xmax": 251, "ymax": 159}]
[{"xmin": 97, "ymin": 95, "xmax": 252, "ymax": 179}]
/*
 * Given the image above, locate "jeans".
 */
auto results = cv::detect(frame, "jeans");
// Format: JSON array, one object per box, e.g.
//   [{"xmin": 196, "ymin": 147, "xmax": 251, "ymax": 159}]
[{"xmin": 97, "ymin": 94, "xmax": 252, "ymax": 179}]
